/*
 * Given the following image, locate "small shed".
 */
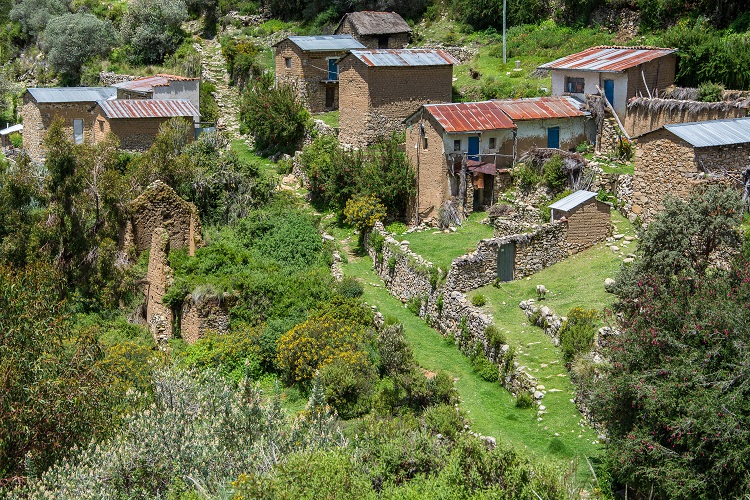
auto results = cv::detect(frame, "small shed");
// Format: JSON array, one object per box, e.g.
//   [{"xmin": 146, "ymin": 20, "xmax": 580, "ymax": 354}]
[
  {"xmin": 334, "ymin": 11, "xmax": 412, "ymax": 49},
  {"xmin": 0, "ymin": 123, "xmax": 23, "ymax": 147},
  {"xmin": 549, "ymin": 190, "xmax": 610, "ymax": 251},
  {"xmin": 113, "ymin": 74, "xmax": 200, "ymax": 111}
]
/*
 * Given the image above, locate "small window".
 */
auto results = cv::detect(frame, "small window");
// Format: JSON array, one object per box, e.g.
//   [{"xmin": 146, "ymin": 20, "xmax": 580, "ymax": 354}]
[
  {"xmin": 378, "ymin": 35, "xmax": 389, "ymax": 49},
  {"xmin": 453, "ymin": 139, "xmax": 461, "ymax": 151},
  {"xmin": 73, "ymin": 119, "xmax": 83, "ymax": 145},
  {"xmin": 488, "ymin": 137, "xmax": 496, "ymax": 149},
  {"xmin": 565, "ymin": 77, "xmax": 585, "ymax": 94},
  {"xmin": 284, "ymin": 57, "xmax": 292, "ymax": 69},
  {"xmin": 423, "ymin": 137, "xmax": 428, "ymax": 149},
  {"xmin": 98, "ymin": 120, "xmax": 104, "ymax": 132}
]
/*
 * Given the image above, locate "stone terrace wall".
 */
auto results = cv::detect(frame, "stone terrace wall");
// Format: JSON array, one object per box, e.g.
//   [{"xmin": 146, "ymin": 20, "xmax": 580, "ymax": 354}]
[
  {"xmin": 146, "ymin": 228, "xmax": 174, "ymax": 343},
  {"xmin": 181, "ymin": 295, "xmax": 231, "ymax": 344}
]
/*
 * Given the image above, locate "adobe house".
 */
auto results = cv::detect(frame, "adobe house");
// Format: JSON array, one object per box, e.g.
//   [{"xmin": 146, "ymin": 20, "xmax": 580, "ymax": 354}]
[
  {"xmin": 334, "ymin": 11, "xmax": 412, "ymax": 49},
  {"xmin": 273, "ymin": 35, "xmax": 365, "ymax": 112},
  {"xmin": 22, "ymin": 86, "xmax": 116, "ymax": 161},
  {"xmin": 338, "ymin": 48, "xmax": 457, "ymax": 148},
  {"xmin": 93, "ymin": 99, "xmax": 199, "ymax": 151},
  {"xmin": 113, "ymin": 73, "xmax": 200, "ymax": 111},
  {"xmin": 538, "ymin": 46, "xmax": 677, "ymax": 122},
  {"xmin": 549, "ymin": 190, "xmax": 611, "ymax": 252},
  {"xmin": 632, "ymin": 117, "xmax": 750, "ymax": 221},
  {"xmin": 404, "ymin": 97, "xmax": 591, "ymax": 222}
]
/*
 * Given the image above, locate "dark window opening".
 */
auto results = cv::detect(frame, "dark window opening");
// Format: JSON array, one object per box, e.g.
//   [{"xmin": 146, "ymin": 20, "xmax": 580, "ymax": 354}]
[
  {"xmin": 453, "ymin": 139, "xmax": 461, "ymax": 151},
  {"xmin": 378, "ymin": 35, "xmax": 389, "ymax": 49},
  {"xmin": 423, "ymin": 137, "xmax": 428, "ymax": 149},
  {"xmin": 565, "ymin": 77, "xmax": 585, "ymax": 93},
  {"xmin": 284, "ymin": 57, "xmax": 291, "ymax": 69},
  {"xmin": 325, "ymin": 87, "xmax": 335, "ymax": 109},
  {"xmin": 489, "ymin": 137, "xmax": 496, "ymax": 149}
]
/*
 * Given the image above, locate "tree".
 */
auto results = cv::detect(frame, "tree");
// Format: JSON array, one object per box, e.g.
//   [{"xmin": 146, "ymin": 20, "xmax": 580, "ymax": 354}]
[
  {"xmin": 43, "ymin": 13, "xmax": 117, "ymax": 78},
  {"xmin": 239, "ymin": 72, "xmax": 310, "ymax": 156},
  {"xmin": 121, "ymin": 0, "xmax": 188, "ymax": 64},
  {"xmin": 9, "ymin": 0, "xmax": 68, "ymax": 40},
  {"xmin": 592, "ymin": 187, "xmax": 750, "ymax": 498}
]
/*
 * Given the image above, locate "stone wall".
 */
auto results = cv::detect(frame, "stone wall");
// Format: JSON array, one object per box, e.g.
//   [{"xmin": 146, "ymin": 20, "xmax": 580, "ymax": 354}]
[
  {"xmin": 625, "ymin": 98, "xmax": 748, "ymax": 137},
  {"xmin": 275, "ymin": 40, "xmax": 346, "ymax": 112},
  {"xmin": 96, "ymin": 115, "xmax": 194, "ymax": 152},
  {"xmin": 146, "ymin": 228, "xmax": 174, "ymax": 343},
  {"xmin": 181, "ymin": 294, "xmax": 231, "ymax": 344},
  {"xmin": 406, "ymin": 114, "xmax": 451, "ymax": 222},
  {"xmin": 122, "ymin": 180, "xmax": 203, "ymax": 256},
  {"xmin": 596, "ymin": 117, "xmax": 620, "ymax": 155},
  {"xmin": 561, "ymin": 199, "xmax": 611, "ymax": 252}
]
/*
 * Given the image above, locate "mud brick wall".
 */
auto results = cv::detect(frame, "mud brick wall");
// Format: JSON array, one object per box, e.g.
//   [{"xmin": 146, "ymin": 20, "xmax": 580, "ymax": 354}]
[
  {"xmin": 558, "ymin": 198, "xmax": 611, "ymax": 252},
  {"xmin": 406, "ymin": 114, "xmax": 452, "ymax": 222},
  {"xmin": 181, "ymin": 295, "xmax": 231, "ymax": 344},
  {"xmin": 146, "ymin": 227, "xmax": 174, "ymax": 343}
]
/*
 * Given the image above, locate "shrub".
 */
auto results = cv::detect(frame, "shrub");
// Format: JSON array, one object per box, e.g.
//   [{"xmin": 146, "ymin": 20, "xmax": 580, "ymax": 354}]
[
  {"xmin": 369, "ymin": 231, "xmax": 385, "ymax": 255},
  {"xmin": 436, "ymin": 293, "xmax": 444, "ymax": 314},
  {"xmin": 344, "ymin": 194, "xmax": 387, "ymax": 235},
  {"xmin": 387, "ymin": 255, "xmax": 397, "ymax": 272},
  {"xmin": 121, "ymin": 0, "xmax": 188, "ymax": 64},
  {"xmin": 558, "ymin": 307, "xmax": 598, "ymax": 362},
  {"xmin": 9, "ymin": 0, "xmax": 68, "ymax": 39},
  {"xmin": 221, "ymin": 37, "xmax": 262, "ymax": 90},
  {"xmin": 471, "ymin": 354, "xmax": 499, "ymax": 382},
  {"xmin": 697, "ymin": 81, "xmax": 724, "ymax": 102},
  {"xmin": 319, "ymin": 355, "xmax": 377, "ymax": 419},
  {"xmin": 336, "ymin": 276, "xmax": 364, "ymax": 299},
  {"xmin": 540, "ymin": 189, "xmax": 572, "ymax": 223},
  {"xmin": 542, "ymin": 154, "xmax": 567, "ymax": 193},
  {"xmin": 406, "ymin": 295, "xmax": 423, "ymax": 316},
  {"xmin": 8, "ymin": 131, "xmax": 21, "ymax": 148},
  {"xmin": 515, "ymin": 392, "xmax": 534, "ymax": 409},
  {"xmin": 423, "ymin": 404, "xmax": 467, "ymax": 439},
  {"xmin": 43, "ymin": 13, "xmax": 117, "ymax": 78},
  {"xmin": 575, "ymin": 141, "xmax": 593, "ymax": 154},
  {"xmin": 485, "ymin": 324, "xmax": 506, "ymax": 352},
  {"xmin": 471, "ymin": 294, "xmax": 487, "ymax": 307},
  {"xmin": 239, "ymin": 72, "xmax": 310, "ymax": 156},
  {"xmin": 513, "ymin": 163, "xmax": 541, "ymax": 189},
  {"xmin": 377, "ymin": 323, "xmax": 413, "ymax": 377},
  {"xmin": 386, "ymin": 221, "xmax": 407, "ymax": 235},
  {"xmin": 180, "ymin": 327, "xmax": 264, "ymax": 382},
  {"xmin": 199, "ymin": 81, "xmax": 219, "ymax": 123},
  {"xmin": 615, "ymin": 137, "xmax": 633, "ymax": 160}
]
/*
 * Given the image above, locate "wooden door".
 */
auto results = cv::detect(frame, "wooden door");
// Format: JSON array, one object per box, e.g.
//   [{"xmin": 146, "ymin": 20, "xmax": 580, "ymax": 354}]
[{"xmin": 496, "ymin": 242, "xmax": 515, "ymax": 282}]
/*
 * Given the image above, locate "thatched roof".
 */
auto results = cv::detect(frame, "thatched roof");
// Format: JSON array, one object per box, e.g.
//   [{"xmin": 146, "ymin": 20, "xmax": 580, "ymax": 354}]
[
  {"xmin": 336, "ymin": 11, "xmax": 412, "ymax": 36},
  {"xmin": 627, "ymin": 97, "xmax": 749, "ymax": 113}
]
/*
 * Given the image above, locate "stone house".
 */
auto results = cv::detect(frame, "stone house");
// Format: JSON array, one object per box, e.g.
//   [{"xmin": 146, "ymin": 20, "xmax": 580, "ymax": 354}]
[
  {"xmin": 113, "ymin": 73, "xmax": 200, "ymax": 111},
  {"xmin": 538, "ymin": 46, "xmax": 677, "ymax": 122},
  {"xmin": 632, "ymin": 117, "xmax": 750, "ymax": 221},
  {"xmin": 338, "ymin": 48, "xmax": 457, "ymax": 148},
  {"xmin": 404, "ymin": 96, "xmax": 590, "ymax": 222},
  {"xmin": 273, "ymin": 35, "xmax": 365, "ymax": 112},
  {"xmin": 548, "ymin": 190, "xmax": 610, "ymax": 252},
  {"xmin": 334, "ymin": 11, "xmax": 411, "ymax": 49},
  {"xmin": 94, "ymin": 99, "xmax": 199, "ymax": 151},
  {"xmin": 22, "ymin": 86, "xmax": 116, "ymax": 161}
]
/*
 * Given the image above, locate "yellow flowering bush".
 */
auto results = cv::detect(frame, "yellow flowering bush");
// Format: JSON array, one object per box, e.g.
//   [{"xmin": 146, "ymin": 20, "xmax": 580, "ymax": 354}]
[{"xmin": 344, "ymin": 194, "xmax": 386, "ymax": 233}]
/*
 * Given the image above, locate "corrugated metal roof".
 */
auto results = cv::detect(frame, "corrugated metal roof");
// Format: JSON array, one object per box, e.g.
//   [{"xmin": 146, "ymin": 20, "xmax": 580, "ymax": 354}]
[
  {"xmin": 98, "ymin": 99, "xmax": 199, "ymax": 119},
  {"xmin": 493, "ymin": 96, "xmax": 587, "ymax": 120},
  {"xmin": 664, "ymin": 117, "xmax": 750, "ymax": 148},
  {"xmin": 423, "ymin": 101, "xmax": 516, "ymax": 133},
  {"xmin": 549, "ymin": 190, "xmax": 598, "ymax": 212},
  {"xmin": 0, "ymin": 124, "xmax": 23, "ymax": 135},
  {"xmin": 538, "ymin": 46, "xmax": 676, "ymax": 73},
  {"xmin": 349, "ymin": 48, "xmax": 458, "ymax": 67},
  {"xmin": 114, "ymin": 74, "xmax": 198, "ymax": 93},
  {"xmin": 285, "ymin": 35, "xmax": 365, "ymax": 52},
  {"xmin": 336, "ymin": 11, "xmax": 412, "ymax": 35},
  {"xmin": 28, "ymin": 87, "xmax": 116, "ymax": 103}
]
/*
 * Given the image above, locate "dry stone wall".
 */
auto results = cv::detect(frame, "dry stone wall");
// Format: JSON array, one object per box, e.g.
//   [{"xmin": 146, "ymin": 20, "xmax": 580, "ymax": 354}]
[
  {"xmin": 181, "ymin": 295, "xmax": 231, "ymax": 344},
  {"xmin": 146, "ymin": 227, "xmax": 174, "ymax": 344}
]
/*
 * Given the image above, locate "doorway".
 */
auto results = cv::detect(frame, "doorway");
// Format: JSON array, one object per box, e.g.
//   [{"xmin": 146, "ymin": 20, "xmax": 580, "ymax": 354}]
[
  {"xmin": 468, "ymin": 136, "xmax": 479, "ymax": 161},
  {"xmin": 496, "ymin": 242, "xmax": 515, "ymax": 282},
  {"xmin": 547, "ymin": 126, "xmax": 560, "ymax": 149},
  {"xmin": 603, "ymin": 79, "xmax": 614, "ymax": 106}
]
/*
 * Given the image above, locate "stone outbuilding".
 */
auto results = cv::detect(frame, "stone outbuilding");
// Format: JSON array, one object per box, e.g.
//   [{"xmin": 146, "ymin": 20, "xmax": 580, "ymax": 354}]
[
  {"xmin": 273, "ymin": 35, "xmax": 365, "ymax": 112},
  {"xmin": 334, "ymin": 11, "xmax": 412, "ymax": 49},
  {"xmin": 94, "ymin": 98, "xmax": 199, "ymax": 151},
  {"xmin": 538, "ymin": 46, "xmax": 677, "ymax": 122},
  {"xmin": 548, "ymin": 190, "xmax": 611, "ymax": 252},
  {"xmin": 22, "ymin": 86, "xmax": 116, "ymax": 161},
  {"xmin": 122, "ymin": 179, "xmax": 203, "ymax": 257},
  {"xmin": 631, "ymin": 117, "xmax": 750, "ymax": 221},
  {"xmin": 338, "ymin": 48, "xmax": 457, "ymax": 148},
  {"xmin": 113, "ymin": 73, "xmax": 200, "ymax": 111},
  {"xmin": 404, "ymin": 96, "xmax": 590, "ymax": 222}
]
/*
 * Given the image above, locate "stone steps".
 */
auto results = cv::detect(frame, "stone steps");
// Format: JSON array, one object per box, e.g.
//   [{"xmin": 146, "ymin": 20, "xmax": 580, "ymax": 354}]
[{"xmin": 195, "ymin": 36, "xmax": 242, "ymax": 137}]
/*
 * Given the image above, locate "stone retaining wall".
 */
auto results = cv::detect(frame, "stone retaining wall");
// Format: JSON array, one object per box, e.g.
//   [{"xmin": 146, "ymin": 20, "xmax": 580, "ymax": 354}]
[{"xmin": 181, "ymin": 295, "xmax": 231, "ymax": 344}]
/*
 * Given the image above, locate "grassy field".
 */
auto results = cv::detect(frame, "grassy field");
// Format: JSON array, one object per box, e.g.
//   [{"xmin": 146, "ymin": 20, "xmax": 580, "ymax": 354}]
[
  {"xmin": 394, "ymin": 211, "xmax": 494, "ymax": 270},
  {"xmin": 314, "ymin": 110, "xmax": 339, "ymax": 128},
  {"xmin": 230, "ymin": 139, "xmax": 278, "ymax": 176}
]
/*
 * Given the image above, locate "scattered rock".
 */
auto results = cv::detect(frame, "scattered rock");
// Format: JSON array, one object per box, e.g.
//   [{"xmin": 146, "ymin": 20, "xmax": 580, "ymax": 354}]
[
  {"xmin": 613, "ymin": 233, "xmax": 624, "ymax": 240},
  {"xmin": 610, "ymin": 245, "xmax": 620, "ymax": 252},
  {"xmin": 623, "ymin": 257, "xmax": 634, "ymax": 263},
  {"xmin": 604, "ymin": 278, "xmax": 616, "ymax": 292},
  {"xmin": 534, "ymin": 391, "xmax": 545, "ymax": 399}
]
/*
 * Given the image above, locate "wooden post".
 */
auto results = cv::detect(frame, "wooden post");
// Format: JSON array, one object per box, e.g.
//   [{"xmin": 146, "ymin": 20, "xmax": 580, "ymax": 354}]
[{"xmin": 596, "ymin": 85, "xmax": 631, "ymax": 140}]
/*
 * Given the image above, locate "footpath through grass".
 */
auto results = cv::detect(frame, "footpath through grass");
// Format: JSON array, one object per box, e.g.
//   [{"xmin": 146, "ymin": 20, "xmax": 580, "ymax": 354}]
[{"xmin": 342, "ymin": 246, "xmax": 601, "ymax": 480}]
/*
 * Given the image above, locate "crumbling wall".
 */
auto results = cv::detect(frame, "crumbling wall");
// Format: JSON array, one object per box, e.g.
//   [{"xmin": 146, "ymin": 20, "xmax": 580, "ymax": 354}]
[
  {"xmin": 123, "ymin": 180, "xmax": 203, "ymax": 256},
  {"xmin": 181, "ymin": 295, "xmax": 231, "ymax": 344},
  {"xmin": 146, "ymin": 227, "xmax": 174, "ymax": 343},
  {"xmin": 625, "ymin": 98, "xmax": 748, "ymax": 137}
]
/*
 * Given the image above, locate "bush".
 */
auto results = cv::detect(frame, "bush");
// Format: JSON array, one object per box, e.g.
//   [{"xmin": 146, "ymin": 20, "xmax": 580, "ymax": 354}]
[
  {"xmin": 369, "ymin": 231, "xmax": 385, "ymax": 256},
  {"xmin": 615, "ymin": 137, "xmax": 633, "ymax": 160},
  {"xmin": 9, "ymin": 0, "xmax": 68, "ymax": 39},
  {"xmin": 540, "ymin": 189, "xmax": 572, "ymax": 223},
  {"xmin": 558, "ymin": 307, "xmax": 598, "ymax": 363},
  {"xmin": 513, "ymin": 163, "xmax": 541, "ymax": 189},
  {"xmin": 471, "ymin": 353, "xmax": 499, "ymax": 382},
  {"xmin": 377, "ymin": 323, "xmax": 413, "ymax": 377},
  {"xmin": 515, "ymin": 392, "xmax": 534, "ymax": 409},
  {"xmin": 386, "ymin": 221, "xmax": 407, "ymax": 235},
  {"xmin": 221, "ymin": 37, "xmax": 262, "ymax": 90},
  {"xmin": 387, "ymin": 255, "xmax": 397, "ymax": 272},
  {"xmin": 121, "ymin": 0, "xmax": 188, "ymax": 64},
  {"xmin": 199, "ymin": 82, "xmax": 219, "ymax": 124},
  {"xmin": 8, "ymin": 131, "xmax": 21, "ymax": 148},
  {"xmin": 423, "ymin": 404, "xmax": 468, "ymax": 439},
  {"xmin": 239, "ymin": 72, "xmax": 310, "ymax": 156},
  {"xmin": 319, "ymin": 354, "xmax": 377, "ymax": 419},
  {"xmin": 43, "ymin": 13, "xmax": 117, "ymax": 78},
  {"xmin": 344, "ymin": 194, "xmax": 386, "ymax": 234},
  {"xmin": 406, "ymin": 295, "xmax": 423, "ymax": 316},
  {"xmin": 471, "ymin": 294, "xmax": 487, "ymax": 307},
  {"xmin": 336, "ymin": 276, "xmax": 363, "ymax": 299},
  {"xmin": 179, "ymin": 327, "xmax": 264, "ymax": 381},
  {"xmin": 485, "ymin": 324, "xmax": 506, "ymax": 352},
  {"xmin": 697, "ymin": 81, "xmax": 724, "ymax": 102},
  {"xmin": 542, "ymin": 154, "xmax": 567, "ymax": 193}
]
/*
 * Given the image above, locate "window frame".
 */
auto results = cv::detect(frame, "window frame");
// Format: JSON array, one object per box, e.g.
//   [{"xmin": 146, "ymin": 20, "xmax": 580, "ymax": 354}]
[
  {"xmin": 453, "ymin": 139, "xmax": 461, "ymax": 151},
  {"xmin": 284, "ymin": 57, "xmax": 292, "ymax": 69},
  {"xmin": 73, "ymin": 119, "xmax": 84, "ymax": 145},
  {"xmin": 565, "ymin": 76, "xmax": 585, "ymax": 94}
]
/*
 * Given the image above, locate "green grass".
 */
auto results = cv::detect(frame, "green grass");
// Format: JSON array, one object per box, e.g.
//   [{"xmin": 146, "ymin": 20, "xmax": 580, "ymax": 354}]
[
  {"xmin": 314, "ymin": 111, "xmax": 339, "ymax": 128},
  {"xmin": 230, "ymin": 139, "xmax": 278, "ymax": 176},
  {"xmin": 396, "ymin": 211, "xmax": 494, "ymax": 270},
  {"xmin": 597, "ymin": 158, "xmax": 635, "ymax": 175},
  {"xmin": 341, "ymin": 242, "xmax": 604, "ymax": 481}
]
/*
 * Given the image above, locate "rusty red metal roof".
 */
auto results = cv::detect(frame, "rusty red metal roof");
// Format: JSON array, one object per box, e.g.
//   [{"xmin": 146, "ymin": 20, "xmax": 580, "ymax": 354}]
[
  {"xmin": 113, "ymin": 74, "xmax": 199, "ymax": 93},
  {"xmin": 422, "ymin": 101, "xmax": 516, "ymax": 133},
  {"xmin": 349, "ymin": 48, "xmax": 458, "ymax": 67},
  {"xmin": 538, "ymin": 46, "xmax": 676, "ymax": 73},
  {"xmin": 492, "ymin": 96, "xmax": 587, "ymax": 120},
  {"xmin": 97, "ymin": 99, "xmax": 199, "ymax": 119}
]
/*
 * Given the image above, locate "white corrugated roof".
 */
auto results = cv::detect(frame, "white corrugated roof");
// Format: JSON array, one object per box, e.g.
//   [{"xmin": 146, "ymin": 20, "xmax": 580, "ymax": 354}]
[
  {"xmin": 0, "ymin": 124, "xmax": 23, "ymax": 135},
  {"xmin": 284, "ymin": 35, "xmax": 365, "ymax": 52},
  {"xmin": 98, "ymin": 99, "xmax": 199, "ymax": 119},
  {"xmin": 664, "ymin": 117, "xmax": 750, "ymax": 148},
  {"xmin": 28, "ymin": 87, "xmax": 116, "ymax": 103},
  {"xmin": 348, "ymin": 48, "xmax": 458, "ymax": 67},
  {"xmin": 549, "ymin": 190, "xmax": 598, "ymax": 212}
]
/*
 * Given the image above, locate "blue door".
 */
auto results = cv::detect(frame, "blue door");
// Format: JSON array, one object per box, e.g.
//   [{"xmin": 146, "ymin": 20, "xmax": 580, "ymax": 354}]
[
  {"xmin": 547, "ymin": 127, "xmax": 560, "ymax": 149},
  {"xmin": 604, "ymin": 79, "xmax": 614, "ymax": 106},
  {"xmin": 468, "ymin": 136, "xmax": 479, "ymax": 161},
  {"xmin": 328, "ymin": 59, "xmax": 338, "ymax": 81}
]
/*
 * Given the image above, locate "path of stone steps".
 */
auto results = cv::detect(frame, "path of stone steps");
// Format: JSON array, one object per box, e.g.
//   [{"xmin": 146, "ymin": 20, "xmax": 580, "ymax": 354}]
[{"xmin": 194, "ymin": 36, "xmax": 241, "ymax": 138}]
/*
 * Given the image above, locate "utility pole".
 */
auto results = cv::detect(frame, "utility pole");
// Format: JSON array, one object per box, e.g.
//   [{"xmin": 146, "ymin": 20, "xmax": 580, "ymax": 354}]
[{"xmin": 503, "ymin": 0, "xmax": 507, "ymax": 65}]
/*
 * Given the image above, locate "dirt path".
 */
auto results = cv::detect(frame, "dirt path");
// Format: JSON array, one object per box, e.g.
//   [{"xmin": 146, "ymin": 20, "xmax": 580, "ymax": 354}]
[{"xmin": 194, "ymin": 36, "xmax": 241, "ymax": 138}]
